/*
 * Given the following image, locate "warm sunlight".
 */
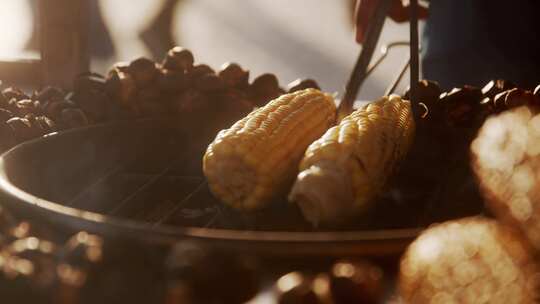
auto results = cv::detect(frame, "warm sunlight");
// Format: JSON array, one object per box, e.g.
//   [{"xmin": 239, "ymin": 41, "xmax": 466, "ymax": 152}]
[{"xmin": 0, "ymin": 0, "xmax": 34, "ymax": 59}]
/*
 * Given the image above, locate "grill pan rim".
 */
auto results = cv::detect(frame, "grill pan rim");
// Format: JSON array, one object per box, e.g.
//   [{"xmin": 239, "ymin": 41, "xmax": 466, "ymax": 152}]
[{"xmin": 0, "ymin": 121, "xmax": 421, "ymax": 254}]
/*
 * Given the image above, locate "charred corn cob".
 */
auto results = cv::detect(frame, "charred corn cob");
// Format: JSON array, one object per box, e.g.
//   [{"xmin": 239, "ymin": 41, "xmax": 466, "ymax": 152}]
[
  {"xmin": 289, "ymin": 95, "xmax": 414, "ymax": 225},
  {"xmin": 203, "ymin": 89, "xmax": 336, "ymax": 210}
]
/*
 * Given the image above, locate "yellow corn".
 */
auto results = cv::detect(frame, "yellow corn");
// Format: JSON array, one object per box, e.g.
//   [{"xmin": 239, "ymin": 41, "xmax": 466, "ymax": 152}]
[
  {"xmin": 289, "ymin": 95, "xmax": 414, "ymax": 225},
  {"xmin": 203, "ymin": 89, "xmax": 336, "ymax": 210}
]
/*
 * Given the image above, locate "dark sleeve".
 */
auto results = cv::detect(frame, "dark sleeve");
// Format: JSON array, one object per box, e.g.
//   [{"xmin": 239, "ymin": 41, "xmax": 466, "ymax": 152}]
[{"xmin": 421, "ymin": 0, "xmax": 540, "ymax": 90}]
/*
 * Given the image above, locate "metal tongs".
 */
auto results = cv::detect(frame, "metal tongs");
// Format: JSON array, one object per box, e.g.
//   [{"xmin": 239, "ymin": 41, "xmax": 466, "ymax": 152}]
[{"xmin": 338, "ymin": 0, "xmax": 421, "ymax": 120}]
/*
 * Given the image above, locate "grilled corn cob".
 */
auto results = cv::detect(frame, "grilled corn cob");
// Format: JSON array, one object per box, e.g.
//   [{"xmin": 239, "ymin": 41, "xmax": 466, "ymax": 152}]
[
  {"xmin": 289, "ymin": 95, "xmax": 415, "ymax": 225},
  {"xmin": 203, "ymin": 89, "xmax": 336, "ymax": 210}
]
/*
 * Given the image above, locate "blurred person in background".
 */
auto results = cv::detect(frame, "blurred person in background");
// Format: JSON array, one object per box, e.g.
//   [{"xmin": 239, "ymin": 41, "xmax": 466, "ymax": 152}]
[
  {"xmin": 354, "ymin": 0, "xmax": 540, "ymax": 90},
  {"xmin": 24, "ymin": 0, "xmax": 182, "ymax": 61},
  {"xmin": 24, "ymin": 0, "xmax": 115, "ymax": 59}
]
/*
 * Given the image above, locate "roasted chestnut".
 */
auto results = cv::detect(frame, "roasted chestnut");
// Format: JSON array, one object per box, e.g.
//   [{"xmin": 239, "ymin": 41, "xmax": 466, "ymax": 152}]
[
  {"xmin": 42, "ymin": 100, "xmax": 77, "ymax": 121},
  {"xmin": 6, "ymin": 237, "xmax": 57, "ymax": 288},
  {"xmin": 481, "ymin": 79, "xmax": 516, "ymax": 98},
  {"xmin": 493, "ymin": 90, "xmax": 510, "ymax": 113},
  {"xmin": 218, "ymin": 62, "xmax": 249, "ymax": 89},
  {"xmin": 128, "ymin": 57, "xmax": 159, "ymax": 87},
  {"xmin": 220, "ymin": 89, "xmax": 254, "ymax": 111},
  {"xmin": 479, "ymin": 96, "xmax": 495, "ymax": 117},
  {"xmin": 166, "ymin": 242, "xmax": 259, "ymax": 304},
  {"xmin": 194, "ymin": 73, "xmax": 225, "ymax": 92},
  {"xmin": 35, "ymin": 86, "xmax": 65, "ymax": 103},
  {"xmin": 158, "ymin": 69, "xmax": 190, "ymax": 92},
  {"xmin": 0, "ymin": 256, "xmax": 45, "ymax": 302},
  {"xmin": 77, "ymin": 240, "xmax": 165, "ymax": 304},
  {"xmin": 275, "ymin": 272, "xmax": 325, "ymax": 304},
  {"xmin": 73, "ymin": 73, "xmax": 106, "ymax": 94},
  {"xmin": 111, "ymin": 61, "xmax": 130, "ymax": 73},
  {"xmin": 105, "ymin": 70, "xmax": 137, "ymax": 106},
  {"xmin": 22, "ymin": 114, "xmax": 49, "ymax": 137},
  {"xmin": 503, "ymin": 88, "xmax": 536, "ymax": 109},
  {"xmin": 15, "ymin": 99, "xmax": 41, "ymax": 116},
  {"xmin": 6, "ymin": 117, "xmax": 39, "ymax": 141},
  {"xmin": 10, "ymin": 221, "xmax": 32, "ymax": 240},
  {"xmin": 137, "ymin": 86, "xmax": 161, "ymax": 102},
  {"xmin": 60, "ymin": 108, "xmax": 89, "ymax": 129},
  {"xmin": 328, "ymin": 260, "xmax": 384, "ymax": 304},
  {"xmin": 71, "ymin": 91, "xmax": 108, "ymax": 123},
  {"xmin": 33, "ymin": 115, "xmax": 56, "ymax": 134},
  {"xmin": 404, "ymin": 79, "xmax": 442, "ymax": 119},
  {"xmin": 162, "ymin": 47, "xmax": 195, "ymax": 71},
  {"xmin": 137, "ymin": 100, "xmax": 167, "ymax": 117},
  {"xmin": 2, "ymin": 87, "xmax": 28, "ymax": 101},
  {"xmin": 174, "ymin": 89, "xmax": 210, "ymax": 115},
  {"xmin": 55, "ymin": 232, "xmax": 103, "ymax": 303},
  {"xmin": 249, "ymin": 73, "xmax": 284, "ymax": 106},
  {"xmin": 61, "ymin": 232, "xmax": 103, "ymax": 268},
  {"xmin": 439, "ymin": 85, "xmax": 483, "ymax": 127},
  {"xmin": 188, "ymin": 64, "xmax": 215, "ymax": 80}
]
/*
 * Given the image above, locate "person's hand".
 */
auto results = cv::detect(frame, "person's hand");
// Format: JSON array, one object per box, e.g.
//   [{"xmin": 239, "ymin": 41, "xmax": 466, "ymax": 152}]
[{"xmin": 354, "ymin": 0, "xmax": 429, "ymax": 44}]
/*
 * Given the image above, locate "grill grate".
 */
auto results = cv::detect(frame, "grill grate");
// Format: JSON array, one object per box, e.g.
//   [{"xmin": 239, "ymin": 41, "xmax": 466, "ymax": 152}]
[
  {"xmin": 60, "ymin": 147, "xmax": 432, "ymax": 232},
  {"xmin": 62, "ymin": 145, "xmax": 218, "ymax": 227}
]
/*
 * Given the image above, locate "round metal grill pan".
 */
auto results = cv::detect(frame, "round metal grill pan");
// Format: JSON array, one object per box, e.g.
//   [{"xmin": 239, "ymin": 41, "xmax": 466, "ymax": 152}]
[{"xmin": 0, "ymin": 119, "xmax": 426, "ymax": 257}]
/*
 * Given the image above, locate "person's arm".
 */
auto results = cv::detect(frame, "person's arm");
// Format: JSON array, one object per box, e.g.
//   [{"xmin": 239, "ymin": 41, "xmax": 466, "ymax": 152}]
[{"xmin": 354, "ymin": 0, "xmax": 429, "ymax": 43}]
